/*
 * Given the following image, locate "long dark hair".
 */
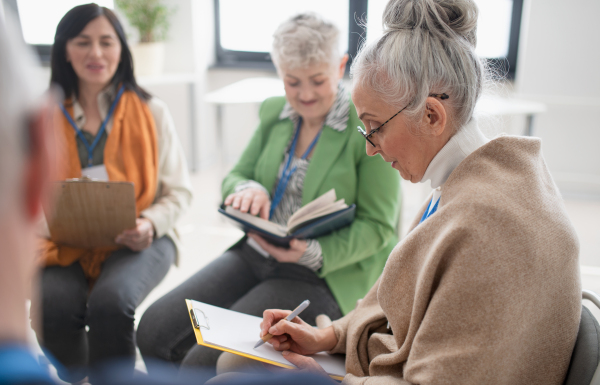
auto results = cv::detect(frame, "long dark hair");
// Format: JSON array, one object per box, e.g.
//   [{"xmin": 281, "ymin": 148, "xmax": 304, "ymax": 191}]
[{"xmin": 50, "ymin": 3, "xmax": 151, "ymax": 102}]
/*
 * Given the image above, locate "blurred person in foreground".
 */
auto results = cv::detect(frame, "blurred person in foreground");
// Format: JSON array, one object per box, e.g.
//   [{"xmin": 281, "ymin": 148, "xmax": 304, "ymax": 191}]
[
  {"xmin": 229, "ymin": 0, "xmax": 581, "ymax": 384},
  {"xmin": 0, "ymin": 10, "xmax": 56, "ymax": 385},
  {"xmin": 137, "ymin": 12, "xmax": 401, "ymax": 374},
  {"xmin": 0, "ymin": 12, "xmax": 336, "ymax": 385},
  {"xmin": 31, "ymin": 3, "xmax": 192, "ymax": 383}
]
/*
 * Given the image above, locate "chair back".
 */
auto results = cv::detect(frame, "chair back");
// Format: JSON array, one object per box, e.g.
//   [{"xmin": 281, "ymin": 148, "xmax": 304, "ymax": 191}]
[{"xmin": 563, "ymin": 290, "xmax": 600, "ymax": 385}]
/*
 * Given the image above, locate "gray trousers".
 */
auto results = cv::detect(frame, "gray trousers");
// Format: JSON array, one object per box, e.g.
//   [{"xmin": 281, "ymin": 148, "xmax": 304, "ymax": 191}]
[
  {"xmin": 136, "ymin": 241, "xmax": 342, "ymax": 376},
  {"xmin": 31, "ymin": 236, "xmax": 175, "ymax": 382}
]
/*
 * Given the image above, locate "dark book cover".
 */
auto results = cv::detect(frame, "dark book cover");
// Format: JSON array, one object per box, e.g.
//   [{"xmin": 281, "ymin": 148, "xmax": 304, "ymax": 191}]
[{"xmin": 218, "ymin": 204, "xmax": 356, "ymax": 247}]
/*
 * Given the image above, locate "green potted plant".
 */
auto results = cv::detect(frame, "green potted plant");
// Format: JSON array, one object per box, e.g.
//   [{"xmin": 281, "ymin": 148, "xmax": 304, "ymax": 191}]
[{"xmin": 115, "ymin": 0, "xmax": 174, "ymax": 76}]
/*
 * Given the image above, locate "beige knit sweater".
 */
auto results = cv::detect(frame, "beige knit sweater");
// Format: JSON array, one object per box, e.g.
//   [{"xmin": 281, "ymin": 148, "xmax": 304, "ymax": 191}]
[{"xmin": 330, "ymin": 136, "xmax": 581, "ymax": 385}]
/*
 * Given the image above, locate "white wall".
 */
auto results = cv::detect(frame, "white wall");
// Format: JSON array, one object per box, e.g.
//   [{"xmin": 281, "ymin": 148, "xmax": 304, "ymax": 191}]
[
  {"xmin": 515, "ymin": 0, "xmax": 600, "ymax": 197},
  {"xmin": 103, "ymin": 0, "xmax": 600, "ymax": 200},
  {"xmin": 189, "ymin": 0, "xmax": 600, "ymax": 200}
]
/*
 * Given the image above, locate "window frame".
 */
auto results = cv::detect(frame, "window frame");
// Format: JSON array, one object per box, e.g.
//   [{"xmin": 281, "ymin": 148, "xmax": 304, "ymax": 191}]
[
  {"xmin": 0, "ymin": 0, "xmax": 51, "ymax": 61},
  {"xmin": 490, "ymin": 0, "xmax": 524, "ymax": 79},
  {"xmin": 213, "ymin": 0, "xmax": 524, "ymax": 79},
  {"xmin": 213, "ymin": 0, "xmax": 367, "ymax": 72},
  {"xmin": 2, "ymin": 0, "xmax": 112, "ymax": 65},
  {"xmin": 7, "ymin": 0, "xmax": 524, "ymax": 77}
]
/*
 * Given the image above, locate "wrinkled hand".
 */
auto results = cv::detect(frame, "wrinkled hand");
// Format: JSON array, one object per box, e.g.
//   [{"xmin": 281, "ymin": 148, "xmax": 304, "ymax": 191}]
[
  {"xmin": 224, "ymin": 188, "xmax": 270, "ymax": 220},
  {"xmin": 115, "ymin": 218, "xmax": 154, "ymax": 251},
  {"xmin": 260, "ymin": 309, "xmax": 337, "ymax": 356},
  {"xmin": 248, "ymin": 233, "xmax": 307, "ymax": 263}
]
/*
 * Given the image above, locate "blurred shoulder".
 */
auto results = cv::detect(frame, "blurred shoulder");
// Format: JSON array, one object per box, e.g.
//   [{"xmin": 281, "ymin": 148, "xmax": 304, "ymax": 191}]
[
  {"xmin": 259, "ymin": 96, "xmax": 287, "ymax": 118},
  {"xmin": 347, "ymin": 97, "xmax": 362, "ymax": 133},
  {"xmin": 146, "ymin": 96, "xmax": 170, "ymax": 121},
  {"xmin": 144, "ymin": 96, "xmax": 176, "ymax": 142}
]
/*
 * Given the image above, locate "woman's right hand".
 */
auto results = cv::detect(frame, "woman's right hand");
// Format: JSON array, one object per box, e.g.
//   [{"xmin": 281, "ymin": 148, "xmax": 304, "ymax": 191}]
[
  {"xmin": 260, "ymin": 309, "xmax": 338, "ymax": 355},
  {"xmin": 224, "ymin": 188, "xmax": 271, "ymax": 220}
]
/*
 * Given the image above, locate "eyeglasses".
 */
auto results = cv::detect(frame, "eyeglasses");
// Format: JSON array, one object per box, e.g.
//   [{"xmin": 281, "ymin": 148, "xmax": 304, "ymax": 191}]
[{"xmin": 357, "ymin": 93, "xmax": 449, "ymax": 147}]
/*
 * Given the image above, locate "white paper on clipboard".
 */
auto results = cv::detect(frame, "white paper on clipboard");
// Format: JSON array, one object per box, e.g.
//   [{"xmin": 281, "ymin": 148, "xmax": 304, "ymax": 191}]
[
  {"xmin": 186, "ymin": 299, "xmax": 346, "ymax": 379},
  {"xmin": 81, "ymin": 164, "xmax": 109, "ymax": 181}
]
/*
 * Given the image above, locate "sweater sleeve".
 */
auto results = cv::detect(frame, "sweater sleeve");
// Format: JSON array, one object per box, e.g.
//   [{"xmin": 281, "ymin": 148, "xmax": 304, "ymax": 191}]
[
  {"xmin": 221, "ymin": 98, "xmax": 284, "ymax": 200},
  {"xmin": 342, "ymin": 375, "xmax": 414, "ymax": 385},
  {"xmin": 329, "ymin": 313, "xmax": 352, "ymax": 355},
  {"xmin": 234, "ymin": 180, "xmax": 270, "ymax": 196},
  {"xmin": 140, "ymin": 97, "xmax": 193, "ymax": 237}
]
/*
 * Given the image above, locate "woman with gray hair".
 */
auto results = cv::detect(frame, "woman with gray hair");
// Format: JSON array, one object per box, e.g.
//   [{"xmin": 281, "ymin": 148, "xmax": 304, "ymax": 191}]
[
  {"xmin": 256, "ymin": 0, "xmax": 581, "ymax": 384},
  {"xmin": 136, "ymin": 13, "xmax": 401, "ymax": 374}
]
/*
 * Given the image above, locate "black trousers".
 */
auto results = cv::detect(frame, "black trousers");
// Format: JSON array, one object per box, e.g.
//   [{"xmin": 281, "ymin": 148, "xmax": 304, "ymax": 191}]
[
  {"xmin": 31, "ymin": 236, "xmax": 175, "ymax": 382},
  {"xmin": 136, "ymin": 241, "xmax": 342, "ymax": 376}
]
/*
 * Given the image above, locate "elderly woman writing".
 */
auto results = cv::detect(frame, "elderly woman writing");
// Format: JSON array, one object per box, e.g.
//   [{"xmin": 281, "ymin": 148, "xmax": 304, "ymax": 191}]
[
  {"xmin": 256, "ymin": 0, "xmax": 581, "ymax": 384},
  {"xmin": 136, "ymin": 13, "xmax": 401, "ymax": 373}
]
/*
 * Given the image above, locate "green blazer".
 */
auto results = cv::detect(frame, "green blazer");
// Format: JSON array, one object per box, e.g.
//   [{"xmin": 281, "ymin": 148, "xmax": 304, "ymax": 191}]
[{"xmin": 222, "ymin": 96, "xmax": 401, "ymax": 314}]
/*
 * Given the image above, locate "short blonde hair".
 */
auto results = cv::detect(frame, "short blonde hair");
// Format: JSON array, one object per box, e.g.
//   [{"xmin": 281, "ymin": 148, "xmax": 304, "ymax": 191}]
[{"xmin": 271, "ymin": 13, "xmax": 341, "ymax": 70}]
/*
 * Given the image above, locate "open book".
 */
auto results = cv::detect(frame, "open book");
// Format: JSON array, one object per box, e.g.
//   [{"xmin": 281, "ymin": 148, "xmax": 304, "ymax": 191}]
[{"xmin": 219, "ymin": 189, "xmax": 355, "ymax": 247}]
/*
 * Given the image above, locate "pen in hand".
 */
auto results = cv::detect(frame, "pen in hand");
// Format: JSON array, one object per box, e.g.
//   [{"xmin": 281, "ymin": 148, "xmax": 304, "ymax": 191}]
[{"xmin": 254, "ymin": 300, "xmax": 310, "ymax": 349}]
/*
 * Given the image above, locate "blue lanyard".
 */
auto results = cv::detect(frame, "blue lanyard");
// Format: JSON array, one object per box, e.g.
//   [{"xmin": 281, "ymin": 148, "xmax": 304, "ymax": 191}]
[
  {"xmin": 269, "ymin": 118, "xmax": 322, "ymax": 219},
  {"xmin": 419, "ymin": 196, "xmax": 440, "ymax": 224},
  {"xmin": 60, "ymin": 85, "xmax": 125, "ymax": 167}
]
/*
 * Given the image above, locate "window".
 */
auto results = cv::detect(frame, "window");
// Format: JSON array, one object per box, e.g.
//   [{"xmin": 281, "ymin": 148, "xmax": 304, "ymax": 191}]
[
  {"xmin": 215, "ymin": 0, "xmax": 523, "ymax": 78},
  {"xmin": 367, "ymin": 0, "xmax": 523, "ymax": 78},
  {"xmin": 3, "ymin": 0, "xmax": 114, "ymax": 62},
  {"xmin": 214, "ymin": 0, "xmax": 366, "ymax": 70}
]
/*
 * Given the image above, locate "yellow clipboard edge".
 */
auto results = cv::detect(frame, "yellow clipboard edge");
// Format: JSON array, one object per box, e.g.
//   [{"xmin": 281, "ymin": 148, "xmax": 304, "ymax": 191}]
[{"xmin": 184, "ymin": 300, "xmax": 344, "ymax": 382}]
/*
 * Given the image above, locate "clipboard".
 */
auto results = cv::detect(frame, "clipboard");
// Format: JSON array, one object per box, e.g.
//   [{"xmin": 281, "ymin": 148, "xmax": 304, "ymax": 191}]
[
  {"xmin": 45, "ymin": 180, "xmax": 137, "ymax": 248},
  {"xmin": 185, "ymin": 299, "xmax": 346, "ymax": 381}
]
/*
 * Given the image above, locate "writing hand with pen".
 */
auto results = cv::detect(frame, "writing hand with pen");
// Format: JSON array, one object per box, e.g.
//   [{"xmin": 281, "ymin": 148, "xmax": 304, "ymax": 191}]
[{"xmin": 258, "ymin": 308, "xmax": 339, "ymax": 378}]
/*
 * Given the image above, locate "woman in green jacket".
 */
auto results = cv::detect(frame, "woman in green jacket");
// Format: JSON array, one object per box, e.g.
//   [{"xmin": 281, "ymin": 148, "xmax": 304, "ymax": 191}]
[{"xmin": 136, "ymin": 13, "xmax": 400, "ymax": 373}]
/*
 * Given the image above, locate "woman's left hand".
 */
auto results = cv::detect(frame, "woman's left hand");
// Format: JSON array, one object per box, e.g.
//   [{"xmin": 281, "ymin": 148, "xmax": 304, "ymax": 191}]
[
  {"xmin": 281, "ymin": 351, "xmax": 329, "ymax": 378},
  {"xmin": 247, "ymin": 233, "xmax": 307, "ymax": 263},
  {"xmin": 115, "ymin": 218, "xmax": 154, "ymax": 251}
]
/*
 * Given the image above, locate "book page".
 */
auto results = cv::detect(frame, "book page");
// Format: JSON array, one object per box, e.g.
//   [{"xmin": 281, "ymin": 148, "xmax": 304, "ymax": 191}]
[
  {"xmin": 224, "ymin": 206, "xmax": 287, "ymax": 237},
  {"xmin": 286, "ymin": 189, "xmax": 337, "ymax": 229},
  {"xmin": 188, "ymin": 300, "xmax": 346, "ymax": 378},
  {"xmin": 287, "ymin": 199, "xmax": 347, "ymax": 232}
]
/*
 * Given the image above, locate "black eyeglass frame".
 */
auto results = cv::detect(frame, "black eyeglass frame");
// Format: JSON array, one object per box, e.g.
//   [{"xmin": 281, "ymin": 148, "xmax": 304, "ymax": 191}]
[{"xmin": 357, "ymin": 93, "xmax": 449, "ymax": 147}]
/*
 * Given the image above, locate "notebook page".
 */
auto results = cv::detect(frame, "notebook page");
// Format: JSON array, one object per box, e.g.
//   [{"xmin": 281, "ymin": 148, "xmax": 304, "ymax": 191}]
[
  {"xmin": 286, "ymin": 189, "xmax": 337, "ymax": 229},
  {"xmin": 189, "ymin": 300, "xmax": 346, "ymax": 377},
  {"xmin": 287, "ymin": 199, "xmax": 347, "ymax": 232},
  {"xmin": 224, "ymin": 206, "xmax": 288, "ymax": 236}
]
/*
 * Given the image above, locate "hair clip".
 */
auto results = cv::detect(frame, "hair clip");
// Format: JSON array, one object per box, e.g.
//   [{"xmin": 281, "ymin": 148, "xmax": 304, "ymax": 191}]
[{"xmin": 429, "ymin": 93, "xmax": 449, "ymax": 100}]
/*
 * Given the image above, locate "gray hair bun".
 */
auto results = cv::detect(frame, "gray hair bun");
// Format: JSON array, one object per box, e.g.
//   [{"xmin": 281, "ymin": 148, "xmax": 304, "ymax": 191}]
[
  {"xmin": 383, "ymin": 0, "xmax": 478, "ymax": 47},
  {"xmin": 351, "ymin": 0, "xmax": 486, "ymax": 132}
]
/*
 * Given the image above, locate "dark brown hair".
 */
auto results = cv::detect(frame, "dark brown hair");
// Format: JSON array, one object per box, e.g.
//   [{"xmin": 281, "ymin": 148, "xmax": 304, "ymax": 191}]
[{"xmin": 50, "ymin": 3, "xmax": 151, "ymax": 102}]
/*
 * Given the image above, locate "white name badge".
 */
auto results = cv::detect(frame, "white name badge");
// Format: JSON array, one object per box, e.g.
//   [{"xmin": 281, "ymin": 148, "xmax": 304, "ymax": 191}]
[{"xmin": 82, "ymin": 164, "xmax": 109, "ymax": 181}]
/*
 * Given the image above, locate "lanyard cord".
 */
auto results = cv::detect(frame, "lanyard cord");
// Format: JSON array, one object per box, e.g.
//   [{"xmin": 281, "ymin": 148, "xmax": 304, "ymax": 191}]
[
  {"xmin": 269, "ymin": 117, "xmax": 322, "ymax": 219},
  {"xmin": 60, "ymin": 85, "xmax": 125, "ymax": 167},
  {"xmin": 419, "ymin": 196, "xmax": 440, "ymax": 224}
]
